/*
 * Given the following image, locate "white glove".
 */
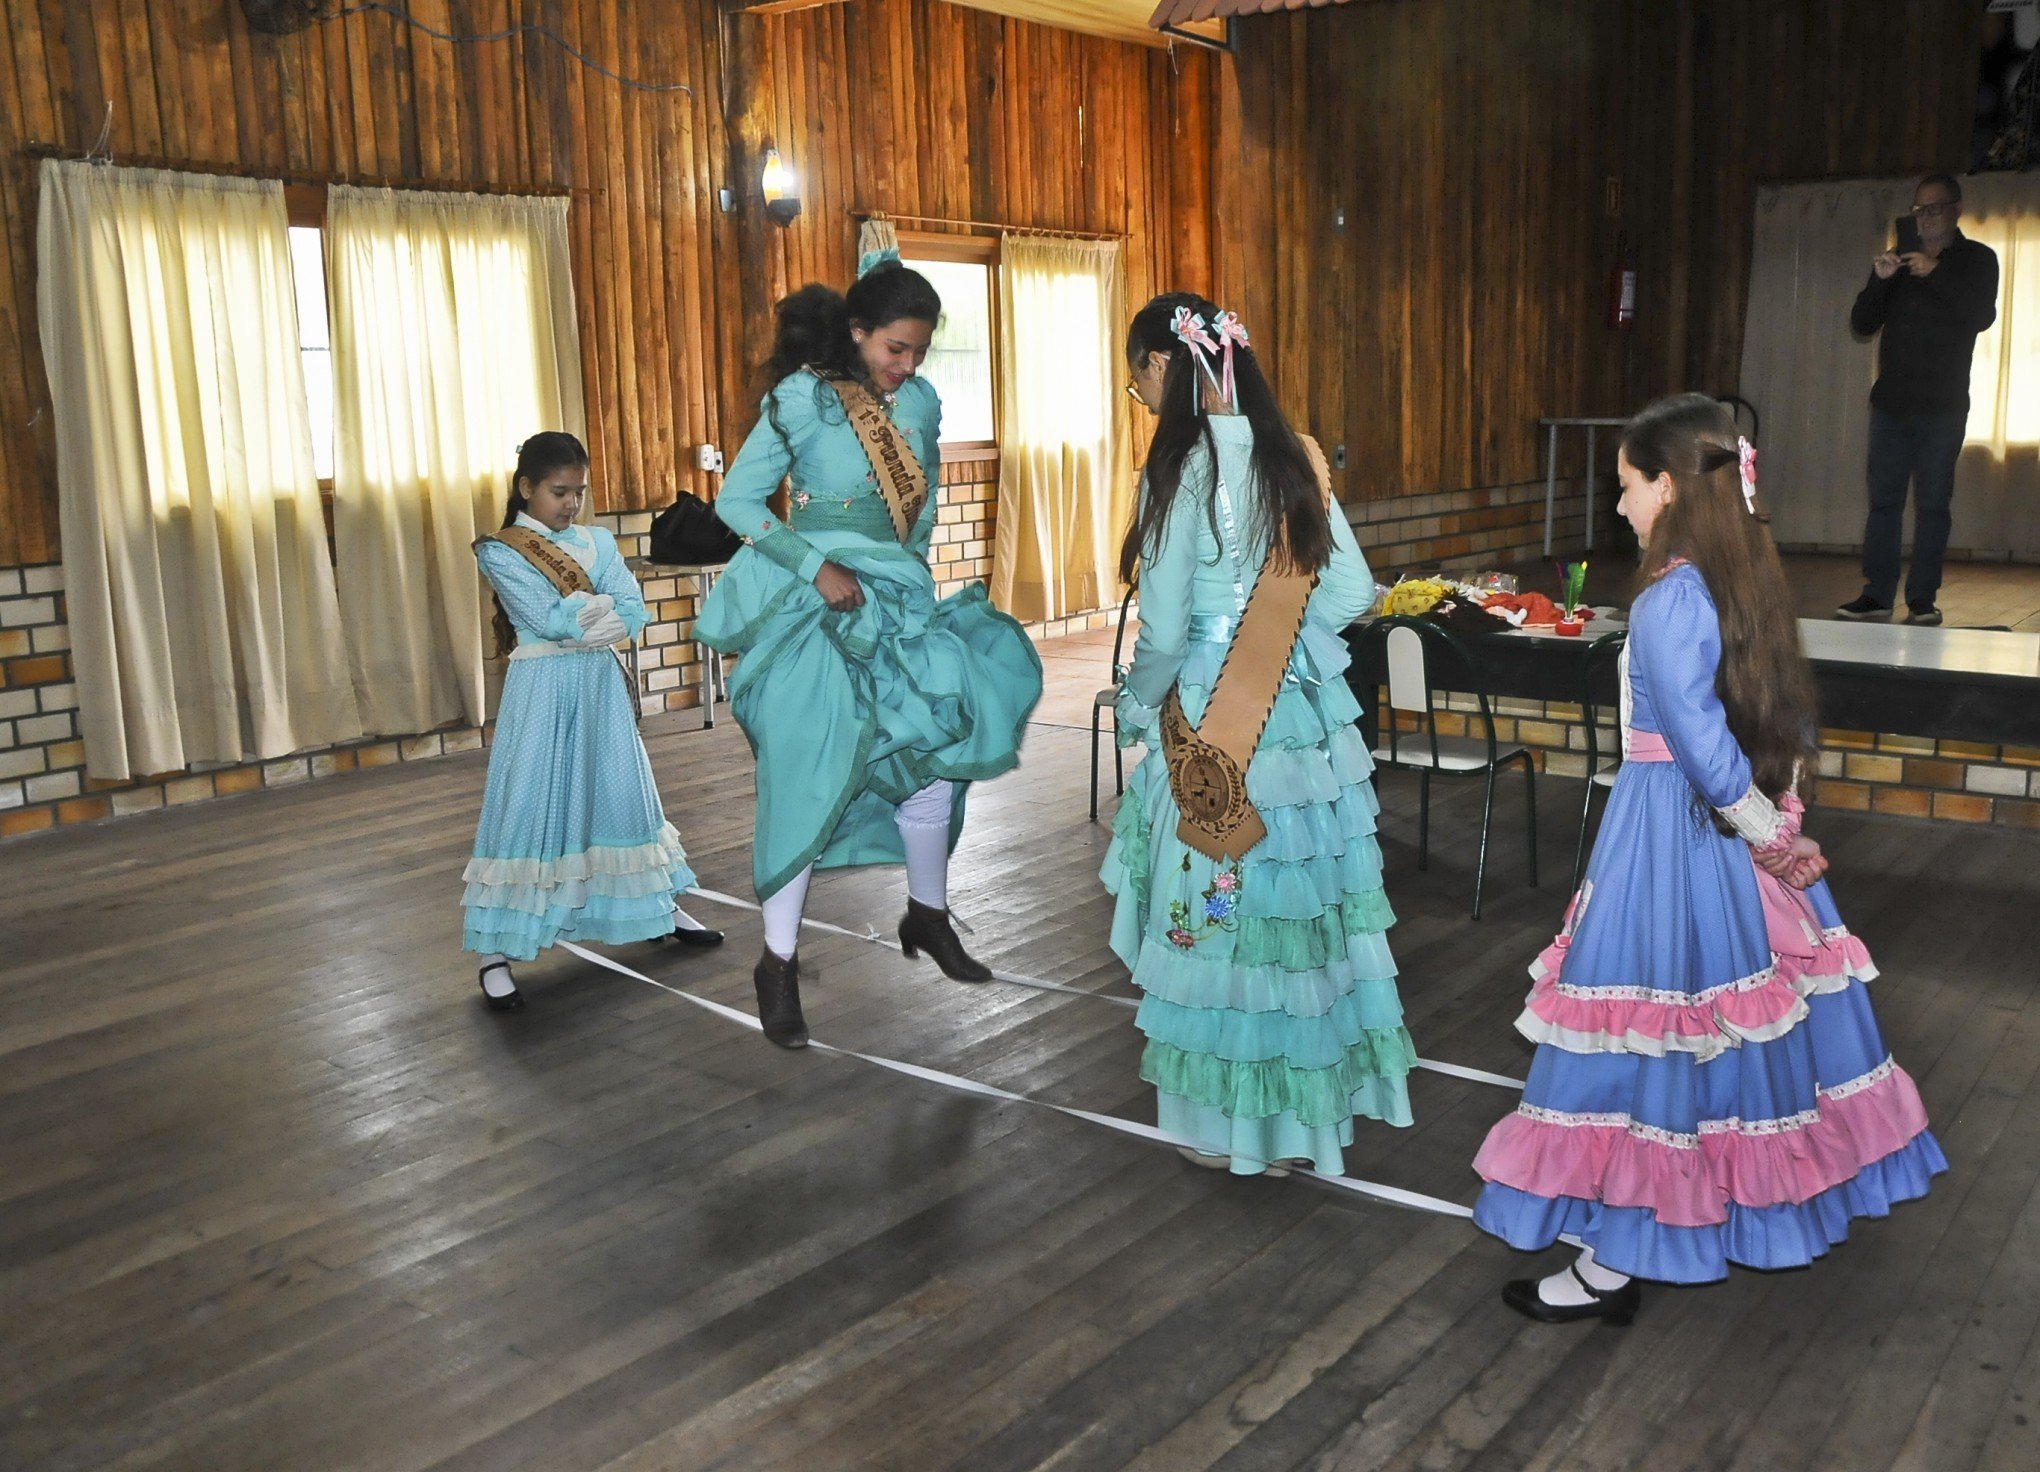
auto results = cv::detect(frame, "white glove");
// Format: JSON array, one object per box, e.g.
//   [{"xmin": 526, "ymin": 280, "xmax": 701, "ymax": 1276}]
[
  {"xmin": 577, "ymin": 608, "xmax": 629, "ymax": 648},
  {"xmin": 573, "ymin": 592, "xmax": 616, "ymax": 635}
]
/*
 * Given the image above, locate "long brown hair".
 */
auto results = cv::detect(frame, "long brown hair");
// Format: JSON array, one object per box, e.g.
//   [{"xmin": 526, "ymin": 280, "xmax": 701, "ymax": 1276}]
[
  {"xmin": 1623, "ymin": 393, "xmax": 1814, "ymax": 801},
  {"xmin": 1119, "ymin": 292, "xmax": 1330, "ymax": 585}
]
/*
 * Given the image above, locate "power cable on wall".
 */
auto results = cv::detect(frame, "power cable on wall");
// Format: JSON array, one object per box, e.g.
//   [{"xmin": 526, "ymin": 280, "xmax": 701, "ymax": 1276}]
[{"xmin": 321, "ymin": 2, "xmax": 693, "ymax": 96}]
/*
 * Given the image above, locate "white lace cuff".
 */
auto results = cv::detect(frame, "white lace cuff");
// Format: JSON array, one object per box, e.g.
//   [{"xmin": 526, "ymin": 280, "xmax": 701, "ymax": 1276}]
[{"xmin": 1717, "ymin": 784, "xmax": 1786, "ymax": 847}]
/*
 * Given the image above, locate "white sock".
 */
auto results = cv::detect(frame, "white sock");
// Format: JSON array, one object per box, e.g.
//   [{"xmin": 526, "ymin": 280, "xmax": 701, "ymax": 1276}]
[
  {"xmin": 761, "ymin": 865, "xmax": 813, "ymax": 960},
  {"xmin": 1538, "ymin": 1246, "xmax": 1631, "ymax": 1306},
  {"xmin": 895, "ymin": 780, "xmax": 955, "ymax": 909},
  {"xmin": 479, "ymin": 954, "xmax": 517, "ymax": 998},
  {"xmin": 671, "ymin": 904, "xmax": 710, "ymax": 931}
]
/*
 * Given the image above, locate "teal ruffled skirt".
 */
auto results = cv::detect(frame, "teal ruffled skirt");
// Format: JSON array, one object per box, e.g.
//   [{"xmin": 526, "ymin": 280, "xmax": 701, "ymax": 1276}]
[
  {"xmin": 698, "ymin": 538, "xmax": 1043, "ymax": 899},
  {"xmin": 462, "ymin": 648, "xmax": 695, "ymax": 961},
  {"xmin": 1102, "ymin": 625, "xmax": 1413, "ymax": 1174}
]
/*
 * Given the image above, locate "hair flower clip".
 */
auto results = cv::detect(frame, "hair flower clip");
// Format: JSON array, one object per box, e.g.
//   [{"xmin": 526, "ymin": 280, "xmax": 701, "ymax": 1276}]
[{"xmin": 1736, "ymin": 435, "xmax": 1758, "ymax": 515}]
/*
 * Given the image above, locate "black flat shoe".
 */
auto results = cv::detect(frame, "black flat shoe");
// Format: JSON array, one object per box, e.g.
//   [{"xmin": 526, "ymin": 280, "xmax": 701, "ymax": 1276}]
[
  {"xmin": 1501, "ymin": 1266, "xmax": 1640, "ymax": 1325},
  {"xmin": 478, "ymin": 962, "xmax": 524, "ymax": 1013},
  {"xmin": 665, "ymin": 925, "xmax": 725, "ymax": 948},
  {"xmin": 898, "ymin": 898, "xmax": 992, "ymax": 982},
  {"xmin": 753, "ymin": 948, "xmax": 809, "ymax": 1049}
]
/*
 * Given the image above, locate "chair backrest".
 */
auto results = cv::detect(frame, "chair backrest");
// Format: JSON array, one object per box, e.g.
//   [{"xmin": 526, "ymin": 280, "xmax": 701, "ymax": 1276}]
[
  {"xmin": 1109, "ymin": 580, "xmax": 1138, "ymax": 677},
  {"xmin": 1353, "ymin": 614, "xmax": 1503, "ymax": 765},
  {"xmin": 1716, "ymin": 394, "xmax": 1759, "ymax": 443},
  {"xmin": 1579, "ymin": 629, "xmax": 1627, "ymax": 769}
]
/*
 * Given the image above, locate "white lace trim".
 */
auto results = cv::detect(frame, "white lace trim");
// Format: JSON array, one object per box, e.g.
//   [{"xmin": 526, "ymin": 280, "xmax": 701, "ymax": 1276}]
[
  {"xmin": 464, "ymin": 824, "xmax": 683, "ymax": 886},
  {"xmin": 1550, "ymin": 962, "xmax": 1777, "ymax": 1007},
  {"xmin": 1513, "ymin": 1056, "xmax": 1899, "ymax": 1150},
  {"xmin": 1717, "ymin": 783, "xmax": 1785, "ymax": 846}
]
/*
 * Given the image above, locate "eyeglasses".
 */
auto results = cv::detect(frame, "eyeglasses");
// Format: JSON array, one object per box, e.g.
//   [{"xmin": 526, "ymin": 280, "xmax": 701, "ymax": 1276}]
[{"xmin": 1911, "ymin": 201, "xmax": 1956, "ymax": 218}]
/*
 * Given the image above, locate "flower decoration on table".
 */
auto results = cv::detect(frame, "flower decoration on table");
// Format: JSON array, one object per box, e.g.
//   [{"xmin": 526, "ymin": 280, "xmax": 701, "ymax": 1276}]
[
  {"xmin": 1167, "ymin": 855, "xmax": 1244, "ymax": 949},
  {"xmin": 1560, "ymin": 561, "xmax": 1589, "ymax": 620}
]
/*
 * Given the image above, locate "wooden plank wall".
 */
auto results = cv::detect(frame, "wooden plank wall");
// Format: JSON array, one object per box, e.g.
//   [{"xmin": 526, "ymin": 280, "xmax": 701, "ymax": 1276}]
[
  {"xmin": 0, "ymin": 0, "xmax": 1213, "ymax": 569},
  {"xmin": 1216, "ymin": 0, "xmax": 1977, "ymax": 507}
]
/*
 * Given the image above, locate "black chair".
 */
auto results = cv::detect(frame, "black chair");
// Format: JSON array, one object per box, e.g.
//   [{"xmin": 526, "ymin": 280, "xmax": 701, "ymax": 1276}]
[
  {"xmin": 1572, "ymin": 630, "xmax": 1628, "ymax": 890},
  {"xmin": 1717, "ymin": 394, "xmax": 1759, "ymax": 442},
  {"xmin": 1352, "ymin": 615, "xmax": 1537, "ymax": 919},
  {"xmin": 1089, "ymin": 583, "xmax": 1140, "ymax": 822}
]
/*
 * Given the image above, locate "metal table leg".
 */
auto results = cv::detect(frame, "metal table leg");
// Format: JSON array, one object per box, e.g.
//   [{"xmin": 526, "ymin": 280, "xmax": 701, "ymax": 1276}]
[
  {"xmin": 1584, "ymin": 426, "xmax": 1597, "ymax": 553},
  {"xmin": 1542, "ymin": 423, "xmax": 1559, "ymax": 558}
]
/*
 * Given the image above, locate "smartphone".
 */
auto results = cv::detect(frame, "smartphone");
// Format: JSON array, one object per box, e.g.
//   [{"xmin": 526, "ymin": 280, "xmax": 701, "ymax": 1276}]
[{"xmin": 1895, "ymin": 214, "xmax": 1922, "ymax": 257}]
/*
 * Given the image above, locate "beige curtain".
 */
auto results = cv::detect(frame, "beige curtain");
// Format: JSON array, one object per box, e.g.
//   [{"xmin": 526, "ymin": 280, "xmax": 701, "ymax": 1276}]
[
  {"xmin": 989, "ymin": 235, "xmax": 1131, "ymax": 621},
  {"xmin": 327, "ymin": 187, "xmax": 586, "ymax": 733},
  {"xmin": 36, "ymin": 160, "xmax": 361, "ymax": 780},
  {"xmin": 1740, "ymin": 175, "xmax": 2040, "ymax": 558}
]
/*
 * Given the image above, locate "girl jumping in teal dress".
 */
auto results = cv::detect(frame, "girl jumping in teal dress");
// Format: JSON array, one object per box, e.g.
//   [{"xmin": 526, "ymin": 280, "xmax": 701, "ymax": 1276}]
[
  {"xmin": 1103, "ymin": 293, "xmax": 1414, "ymax": 1175},
  {"xmin": 463, "ymin": 432, "xmax": 722, "ymax": 1012},
  {"xmin": 699, "ymin": 265, "xmax": 1043, "ymax": 1047}
]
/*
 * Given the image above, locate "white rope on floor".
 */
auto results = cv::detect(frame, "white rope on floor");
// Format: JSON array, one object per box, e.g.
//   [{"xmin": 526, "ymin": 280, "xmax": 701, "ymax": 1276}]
[
  {"xmin": 558, "ymin": 938, "xmax": 1477, "ymax": 1222},
  {"xmin": 683, "ymin": 885, "xmax": 1528, "ymax": 1094}
]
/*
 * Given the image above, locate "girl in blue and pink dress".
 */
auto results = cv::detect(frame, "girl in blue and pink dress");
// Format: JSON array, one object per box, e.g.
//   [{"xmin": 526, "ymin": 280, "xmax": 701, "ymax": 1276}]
[{"xmin": 1473, "ymin": 394, "xmax": 1946, "ymax": 1323}]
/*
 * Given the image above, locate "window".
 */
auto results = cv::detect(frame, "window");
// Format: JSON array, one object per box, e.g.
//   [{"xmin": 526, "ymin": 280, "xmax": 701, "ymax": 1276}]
[
  {"xmin": 899, "ymin": 234, "xmax": 999, "ymax": 448},
  {"xmin": 287, "ymin": 225, "xmax": 336, "ymax": 482}
]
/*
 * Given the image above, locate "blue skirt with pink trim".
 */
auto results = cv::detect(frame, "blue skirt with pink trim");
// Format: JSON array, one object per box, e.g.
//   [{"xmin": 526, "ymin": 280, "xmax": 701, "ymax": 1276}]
[{"xmin": 1471, "ymin": 759, "xmax": 1945, "ymax": 1284}]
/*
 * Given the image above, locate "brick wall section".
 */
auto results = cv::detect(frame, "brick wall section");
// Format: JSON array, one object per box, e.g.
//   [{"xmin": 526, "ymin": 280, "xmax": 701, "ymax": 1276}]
[
  {"xmin": 1389, "ymin": 694, "xmax": 2040, "ymax": 834},
  {"xmin": 0, "ymin": 455, "xmax": 1113, "ymax": 841},
  {"xmin": 1350, "ymin": 477, "xmax": 1604, "ymax": 581}
]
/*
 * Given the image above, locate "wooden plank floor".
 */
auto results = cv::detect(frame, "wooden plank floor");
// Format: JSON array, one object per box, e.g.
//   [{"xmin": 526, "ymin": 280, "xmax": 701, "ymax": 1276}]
[{"xmin": 3, "ymin": 628, "xmax": 2038, "ymax": 1472}]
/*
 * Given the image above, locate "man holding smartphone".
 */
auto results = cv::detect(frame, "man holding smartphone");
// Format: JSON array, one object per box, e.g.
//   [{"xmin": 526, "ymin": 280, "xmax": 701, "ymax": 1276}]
[{"xmin": 1837, "ymin": 173, "xmax": 1999, "ymax": 626}]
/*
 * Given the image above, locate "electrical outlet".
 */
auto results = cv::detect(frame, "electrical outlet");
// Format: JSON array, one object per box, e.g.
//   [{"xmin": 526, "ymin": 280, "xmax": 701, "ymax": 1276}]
[
  {"xmin": 695, "ymin": 444, "xmax": 724, "ymax": 473},
  {"xmin": 1332, "ymin": 443, "xmax": 1347, "ymax": 470},
  {"xmin": 1333, "ymin": 208, "xmax": 1346, "ymax": 231}
]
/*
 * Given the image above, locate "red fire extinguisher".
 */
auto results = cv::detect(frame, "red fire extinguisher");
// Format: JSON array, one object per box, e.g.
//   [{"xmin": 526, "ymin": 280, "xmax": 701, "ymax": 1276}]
[{"xmin": 1609, "ymin": 234, "xmax": 1638, "ymax": 329}]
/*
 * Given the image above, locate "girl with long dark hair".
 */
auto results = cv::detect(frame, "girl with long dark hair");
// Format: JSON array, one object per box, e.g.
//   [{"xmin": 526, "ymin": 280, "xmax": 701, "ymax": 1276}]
[
  {"xmin": 1473, "ymin": 394, "xmax": 1945, "ymax": 1322},
  {"xmin": 698, "ymin": 262, "xmax": 1043, "ymax": 1047},
  {"xmin": 1101, "ymin": 292, "xmax": 1414, "ymax": 1175},
  {"xmin": 463, "ymin": 432, "xmax": 721, "ymax": 1013}
]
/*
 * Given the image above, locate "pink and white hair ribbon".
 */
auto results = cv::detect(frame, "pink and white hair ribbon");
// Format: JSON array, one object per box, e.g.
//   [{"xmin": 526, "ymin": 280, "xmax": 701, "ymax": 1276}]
[
  {"xmin": 1169, "ymin": 305, "xmax": 1226, "ymax": 411},
  {"xmin": 1737, "ymin": 435, "xmax": 1758, "ymax": 515},
  {"xmin": 1211, "ymin": 310, "xmax": 1251, "ymax": 410}
]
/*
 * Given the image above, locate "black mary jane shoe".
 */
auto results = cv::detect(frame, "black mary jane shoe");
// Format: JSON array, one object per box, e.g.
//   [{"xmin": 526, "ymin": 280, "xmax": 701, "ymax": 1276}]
[
  {"xmin": 664, "ymin": 924, "xmax": 726, "ymax": 948},
  {"xmin": 1501, "ymin": 1266, "xmax": 1640, "ymax": 1326},
  {"xmin": 752, "ymin": 948, "xmax": 809, "ymax": 1049},
  {"xmin": 478, "ymin": 962, "xmax": 524, "ymax": 1013},
  {"xmin": 897, "ymin": 898, "xmax": 992, "ymax": 982}
]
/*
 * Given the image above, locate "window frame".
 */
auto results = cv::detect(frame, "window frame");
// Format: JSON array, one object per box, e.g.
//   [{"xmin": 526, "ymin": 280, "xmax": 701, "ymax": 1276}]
[
  {"xmin": 895, "ymin": 229, "xmax": 1002, "ymax": 459},
  {"xmin": 284, "ymin": 185, "xmax": 335, "ymax": 505}
]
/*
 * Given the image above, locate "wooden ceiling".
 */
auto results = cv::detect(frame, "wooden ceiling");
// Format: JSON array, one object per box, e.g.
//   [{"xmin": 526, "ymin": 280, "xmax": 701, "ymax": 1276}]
[{"xmin": 941, "ymin": 0, "xmax": 1225, "ymax": 47}]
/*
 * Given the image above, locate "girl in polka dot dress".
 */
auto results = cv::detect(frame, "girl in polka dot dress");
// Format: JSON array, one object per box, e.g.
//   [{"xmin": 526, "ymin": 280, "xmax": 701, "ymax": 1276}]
[{"xmin": 461, "ymin": 432, "xmax": 722, "ymax": 1012}]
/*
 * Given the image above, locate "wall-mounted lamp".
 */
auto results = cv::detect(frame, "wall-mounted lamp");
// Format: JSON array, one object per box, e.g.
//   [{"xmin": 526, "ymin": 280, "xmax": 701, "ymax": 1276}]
[{"xmin": 760, "ymin": 148, "xmax": 800, "ymax": 226}]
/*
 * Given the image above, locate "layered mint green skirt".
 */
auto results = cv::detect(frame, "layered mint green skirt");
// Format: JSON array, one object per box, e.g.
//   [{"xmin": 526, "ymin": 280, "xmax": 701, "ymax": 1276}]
[
  {"xmin": 1103, "ymin": 623, "xmax": 1413, "ymax": 1174},
  {"xmin": 698, "ymin": 526, "xmax": 1043, "ymax": 899}
]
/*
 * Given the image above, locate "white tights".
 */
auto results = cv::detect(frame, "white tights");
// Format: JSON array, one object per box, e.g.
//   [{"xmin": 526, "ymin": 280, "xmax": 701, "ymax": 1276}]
[{"xmin": 760, "ymin": 781, "xmax": 955, "ymax": 960}]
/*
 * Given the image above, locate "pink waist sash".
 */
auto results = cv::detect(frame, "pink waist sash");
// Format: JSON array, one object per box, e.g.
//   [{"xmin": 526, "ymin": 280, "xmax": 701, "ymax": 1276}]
[{"xmin": 1626, "ymin": 729, "xmax": 1674, "ymax": 762}]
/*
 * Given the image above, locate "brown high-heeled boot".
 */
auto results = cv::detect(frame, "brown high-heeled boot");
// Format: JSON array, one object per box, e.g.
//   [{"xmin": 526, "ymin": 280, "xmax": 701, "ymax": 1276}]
[
  {"xmin": 898, "ymin": 898, "xmax": 992, "ymax": 982},
  {"xmin": 752, "ymin": 948, "xmax": 809, "ymax": 1048}
]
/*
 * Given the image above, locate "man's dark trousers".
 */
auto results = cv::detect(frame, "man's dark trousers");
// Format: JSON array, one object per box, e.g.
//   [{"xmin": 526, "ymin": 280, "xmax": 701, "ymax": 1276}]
[{"xmin": 1862, "ymin": 406, "xmax": 1967, "ymax": 608}]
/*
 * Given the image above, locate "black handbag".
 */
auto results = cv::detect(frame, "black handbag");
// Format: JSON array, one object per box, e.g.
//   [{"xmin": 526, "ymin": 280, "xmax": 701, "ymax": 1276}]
[{"xmin": 648, "ymin": 490, "xmax": 742, "ymax": 565}]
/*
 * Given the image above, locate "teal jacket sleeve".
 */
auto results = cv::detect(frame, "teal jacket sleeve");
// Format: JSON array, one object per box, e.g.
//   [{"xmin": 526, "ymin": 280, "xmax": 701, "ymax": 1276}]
[
  {"xmin": 908, "ymin": 379, "xmax": 942, "ymax": 561},
  {"xmin": 1308, "ymin": 502, "xmax": 1375, "ymax": 629},
  {"xmin": 477, "ymin": 540, "xmax": 583, "ymax": 642},
  {"xmin": 591, "ymin": 529, "xmax": 650, "ymax": 638},
  {"xmin": 717, "ymin": 376, "xmax": 828, "ymax": 584},
  {"xmin": 1119, "ymin": 468, "xmax": 1205, "ymax": 722}
]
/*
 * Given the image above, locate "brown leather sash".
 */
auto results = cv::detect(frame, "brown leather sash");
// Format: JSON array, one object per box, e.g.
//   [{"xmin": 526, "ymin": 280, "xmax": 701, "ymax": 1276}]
[
  {"xmin": 830, "ymin": 378, "xmax": 929, "ymax": 543},
  {"xmin": 1159, "ymin": 435, "xmax": 1333, "ymax": 862},
  {"xmin": 476, "ymin": 526, "xmax": 636, "ymax": 710}
]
